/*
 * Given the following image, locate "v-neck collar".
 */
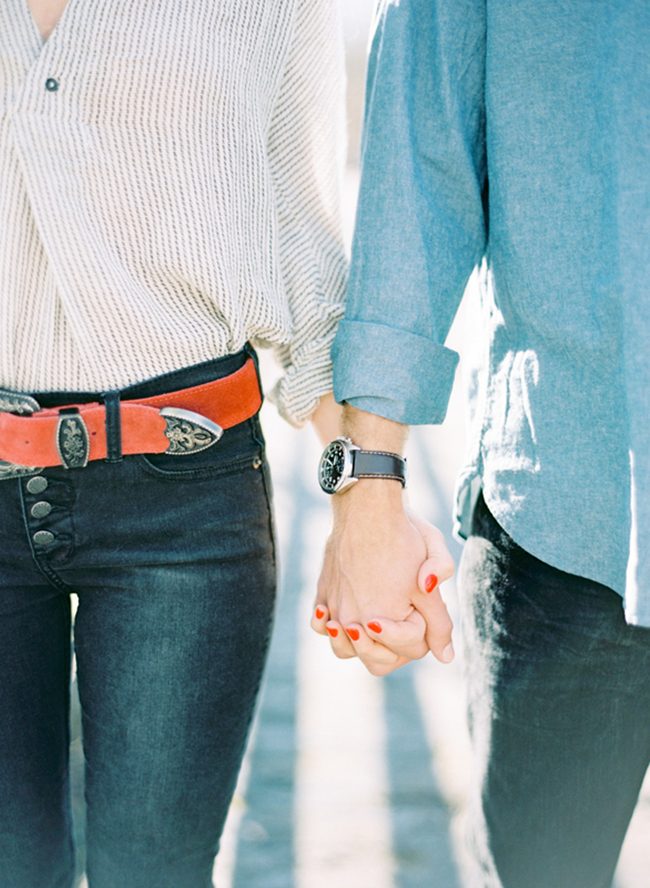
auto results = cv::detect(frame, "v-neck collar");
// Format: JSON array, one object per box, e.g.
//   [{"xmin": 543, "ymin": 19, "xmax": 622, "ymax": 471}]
[{"xmin": 16, "ymin": 0, "xmax": 76, "ymax": 57}]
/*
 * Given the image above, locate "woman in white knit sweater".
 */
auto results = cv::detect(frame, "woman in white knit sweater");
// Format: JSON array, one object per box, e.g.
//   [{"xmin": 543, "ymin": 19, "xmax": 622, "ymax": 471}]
[{"xmin": 0, "ymin": 1, "xmax": 345, "ymax": 885}]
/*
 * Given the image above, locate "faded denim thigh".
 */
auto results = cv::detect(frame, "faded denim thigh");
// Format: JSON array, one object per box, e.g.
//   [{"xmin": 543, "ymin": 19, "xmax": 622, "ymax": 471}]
[
  {"xmin": 0, "ymin": 411, "xmax": 277, "ymax": 888},
  {"xmin": 459, "ymin": 492, "xmax": 650, "ymax": 888}
]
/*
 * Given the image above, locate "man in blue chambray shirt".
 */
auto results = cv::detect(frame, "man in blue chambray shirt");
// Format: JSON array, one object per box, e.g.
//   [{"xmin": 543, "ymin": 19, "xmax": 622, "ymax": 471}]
[{"xmin": 313, "ymin": 1, "xmax": 650, "ymax": 885}]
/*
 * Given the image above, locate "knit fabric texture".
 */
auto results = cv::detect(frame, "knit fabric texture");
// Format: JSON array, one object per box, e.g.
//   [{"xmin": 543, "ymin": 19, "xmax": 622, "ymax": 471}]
[{"xmin": 0, "ymin": 0, "xmax": 347, "ymax": 426}]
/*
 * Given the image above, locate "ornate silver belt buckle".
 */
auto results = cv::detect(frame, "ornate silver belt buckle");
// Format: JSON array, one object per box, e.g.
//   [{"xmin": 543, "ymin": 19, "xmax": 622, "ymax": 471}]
[
  {"xmin": 57, "ymin": 408, "xmax": 90, "ymax": 469},
  {"xmin": 0, "ymin": 390, "xmax": 41, "ymax": 415},
  {"xmin": 0, "ymin": 389, "xmax": 44, "ymax": 480},
  {"xmin": 0, "ymin": 459, "xmax": 44, "ymax": 480},
  {"xmin": 160, "ymin": 408, "xmax": 223, "ymax": 454}
]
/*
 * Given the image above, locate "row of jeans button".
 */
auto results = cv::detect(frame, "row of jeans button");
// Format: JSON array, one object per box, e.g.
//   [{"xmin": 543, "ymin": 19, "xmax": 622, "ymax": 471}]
[{"xmin": 26, "ymin": 475, "xmax": 55, "ymax": 546}]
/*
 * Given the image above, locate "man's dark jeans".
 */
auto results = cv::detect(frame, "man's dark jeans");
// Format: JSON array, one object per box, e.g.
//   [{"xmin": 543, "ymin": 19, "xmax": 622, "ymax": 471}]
[
  {"xmin": 0, "ymin": 352, "xmax": 277, "ymax": 888},
  {"xmin": 460, "ymin": 492, "xmax": 650, "ymax": 888}
]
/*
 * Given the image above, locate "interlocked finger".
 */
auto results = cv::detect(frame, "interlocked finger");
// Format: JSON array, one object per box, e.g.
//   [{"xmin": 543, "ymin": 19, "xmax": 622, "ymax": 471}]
[
  {"xmin": 363, "ymin": 609, "xmax": 429, "ymax": 660},
  {"xmin": 325, "ymin": 619, "xmax": 357, "ymax": 659},
  {"xmin": 310, "ymin": 603, "xmax": 330, "ymax": 636},
  {"xmin": 342, "ymin": 623, "xmax": 409, "ymax": 675}
]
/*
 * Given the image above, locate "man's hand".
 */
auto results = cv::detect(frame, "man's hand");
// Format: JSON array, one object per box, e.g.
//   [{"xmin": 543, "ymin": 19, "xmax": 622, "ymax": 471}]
[{"xmin": 312, "ymin": 405, "xmax": 455, "ymax": 675}]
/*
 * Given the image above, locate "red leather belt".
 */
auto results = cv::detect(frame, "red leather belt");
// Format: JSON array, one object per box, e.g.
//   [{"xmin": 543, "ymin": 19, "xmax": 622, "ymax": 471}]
[{"xmin": 0, "ymin": 357, "xmax": 261, "ymax": 471}]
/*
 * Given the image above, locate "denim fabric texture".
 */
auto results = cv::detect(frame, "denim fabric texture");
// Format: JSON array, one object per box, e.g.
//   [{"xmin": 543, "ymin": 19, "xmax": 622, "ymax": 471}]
[
  {"xmin": 331, "ymin": 0, "xmax": 650, "ymax": 624},
  {"xmin": 460, "ymin": 494, "xmax": 650, "ymax": 888},
  {"xmin": 0, "ymin": 350, "xmax": 277, "ymax": 888}
]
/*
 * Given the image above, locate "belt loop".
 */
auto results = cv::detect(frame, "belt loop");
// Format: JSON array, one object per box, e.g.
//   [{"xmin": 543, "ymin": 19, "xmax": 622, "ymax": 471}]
[
  {"xmin": 101, "ymin": 390, "xmax": 123, "ymax": 463},
  {"xmin": 244, "ymin": 341, "xmax": 263, "ymax": 398}
]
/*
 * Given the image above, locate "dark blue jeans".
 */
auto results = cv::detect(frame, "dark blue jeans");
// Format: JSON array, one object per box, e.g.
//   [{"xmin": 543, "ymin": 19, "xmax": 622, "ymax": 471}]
[
  {"xmin": 0, "ymin": 351, "xmax": 277, "ymax": 888},
  {"xmin": 460, "ymin": 492, "xmax": 650, "ymax": 888}
]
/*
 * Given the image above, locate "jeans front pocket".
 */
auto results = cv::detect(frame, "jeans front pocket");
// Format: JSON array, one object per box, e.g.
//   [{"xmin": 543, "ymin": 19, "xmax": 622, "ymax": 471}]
[{"xmin": 136, "ymin": 415, "xmax": 264, "ymax": 481}]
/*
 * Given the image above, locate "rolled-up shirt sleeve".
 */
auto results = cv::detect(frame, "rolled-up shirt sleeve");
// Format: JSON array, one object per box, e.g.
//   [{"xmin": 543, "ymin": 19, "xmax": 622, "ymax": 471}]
[
  {"xmin": 333, "ymin": 0, "xmax": 488, "ymax": 425},
  {"xmin": 266, "ymin": 0, "xmax": 348, "ymax": 427}
]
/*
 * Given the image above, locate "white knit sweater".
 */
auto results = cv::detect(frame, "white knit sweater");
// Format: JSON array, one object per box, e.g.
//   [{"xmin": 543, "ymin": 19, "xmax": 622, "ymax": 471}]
[{"xmin": 0, "ymin": 0, "xmax": 347, "ymax": 426}]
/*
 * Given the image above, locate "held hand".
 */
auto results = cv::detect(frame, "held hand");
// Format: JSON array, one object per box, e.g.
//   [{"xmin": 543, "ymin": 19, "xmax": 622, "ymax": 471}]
[
  {"xmin": 312, "ymin": 482, "xmax": 455, "ymax": 675},
  {"xmin": 406, "ymin": 507, "xmax": 456, "ymax": 660}
]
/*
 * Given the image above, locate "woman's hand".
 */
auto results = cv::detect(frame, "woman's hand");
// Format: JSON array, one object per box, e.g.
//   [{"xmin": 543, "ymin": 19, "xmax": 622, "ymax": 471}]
[{"xmin": 312, "ymin": 481, "xmax": 455, "ymax": 675}]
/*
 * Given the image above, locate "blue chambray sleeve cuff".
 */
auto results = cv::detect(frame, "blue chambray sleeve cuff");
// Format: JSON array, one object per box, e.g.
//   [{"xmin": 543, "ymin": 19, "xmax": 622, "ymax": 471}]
[{"xmin": 331, "ymin": 320, "xmax": 459, "ymax": 425}]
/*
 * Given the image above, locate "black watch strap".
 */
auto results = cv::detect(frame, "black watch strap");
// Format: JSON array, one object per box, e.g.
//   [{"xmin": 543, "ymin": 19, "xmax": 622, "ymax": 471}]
[{"xmin": 351, "ymin": 449, "xmax": 407, "ymax": 486}]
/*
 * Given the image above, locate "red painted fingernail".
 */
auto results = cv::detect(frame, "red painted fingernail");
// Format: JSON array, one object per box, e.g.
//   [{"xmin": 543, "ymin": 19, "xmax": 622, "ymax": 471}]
[
  {"xmin": 367, "ymin": 621, "xmax": 382, "ymax": 634},
  {"xmin": 315, "ymin": 608, "xmax": 325, "ymax": 620},
  {"xmin": 346, "ymin": 627, "xmax": 360, "ymax": 642},
  {"xmin": 425, "ymin": 574, "xmax": 438, "ymax": 593},
  {"xmin": 326, "ymin": 626, "xmax": 338, "ymax": 638}
]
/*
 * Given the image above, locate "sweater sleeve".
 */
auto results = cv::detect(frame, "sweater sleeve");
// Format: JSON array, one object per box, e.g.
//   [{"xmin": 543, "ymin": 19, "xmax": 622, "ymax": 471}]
[
  {"xmin": 332, "ymin": 0, "xmax": 487, "ymax": 425},
  {"xmin": 265, "ymin": 0, "xmax": 348, "ymax": 427}
]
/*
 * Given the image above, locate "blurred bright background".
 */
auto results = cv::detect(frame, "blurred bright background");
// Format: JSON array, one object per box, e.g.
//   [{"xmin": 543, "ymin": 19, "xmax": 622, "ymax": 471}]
[{"xmin": 218, "ymin": 2, "xmax": 475, "ymax": 881}]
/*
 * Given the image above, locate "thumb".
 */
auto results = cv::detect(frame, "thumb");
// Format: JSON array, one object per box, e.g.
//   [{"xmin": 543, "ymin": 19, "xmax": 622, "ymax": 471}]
[
  {"xmin": 406, "ymin": 509, "xmax": 456, "ymax": 663},
  {"xmin": 406, "ymin": 509, "xmax": 455, "ymax": 592},
  {"xmin": 414, "ymin": 583, "xmax": 454, "ymax": 663}
]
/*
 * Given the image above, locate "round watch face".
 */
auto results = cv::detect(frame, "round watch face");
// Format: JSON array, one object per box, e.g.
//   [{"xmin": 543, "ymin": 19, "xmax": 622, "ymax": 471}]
[{"xmin": 319, "ymin": 440, "xmax": 347, "ymax": 493}]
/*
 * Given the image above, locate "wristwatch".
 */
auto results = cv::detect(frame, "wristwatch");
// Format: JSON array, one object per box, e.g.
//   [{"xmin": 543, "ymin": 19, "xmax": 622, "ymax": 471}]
[{"xmin": 318, "ymin": 436, "xmax": 407, "ymax": 494}]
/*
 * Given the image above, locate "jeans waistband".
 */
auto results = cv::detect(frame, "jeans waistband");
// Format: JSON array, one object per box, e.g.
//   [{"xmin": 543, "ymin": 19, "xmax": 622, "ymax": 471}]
[{"xmin": 32, "ymin": 346, "xmax": 257, "ymax": 409}]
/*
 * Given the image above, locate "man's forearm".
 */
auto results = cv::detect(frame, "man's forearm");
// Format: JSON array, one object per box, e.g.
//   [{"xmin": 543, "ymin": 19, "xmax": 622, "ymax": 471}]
[
  {"xmin": 333, "ymin": 404, "xmax": 409, "ymax": 514},
  {"xmin": 310, "ymin": 392, "xmax": 344, "ymax": 448},
  {"xmin": 341, "ymin": 403, "xmax": 408, "ymax": 454}
]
